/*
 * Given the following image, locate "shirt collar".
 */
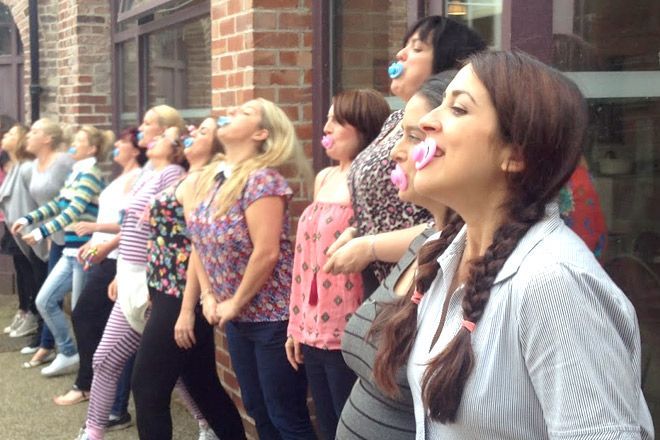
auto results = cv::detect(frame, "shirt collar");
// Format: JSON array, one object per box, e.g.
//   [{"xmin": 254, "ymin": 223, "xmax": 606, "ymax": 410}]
[
  {"xmin": 435, "ymin": 201, "xmax": 563, "ymax": 286},
  {"xmin": 72, "ymin": 157, "xmax": 97, "ymax": 173}
]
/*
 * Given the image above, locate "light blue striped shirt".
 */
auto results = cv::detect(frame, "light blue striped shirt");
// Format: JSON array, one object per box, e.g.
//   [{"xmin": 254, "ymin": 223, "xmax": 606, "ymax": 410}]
[{"xmin": 408, "ymin": 202, "xmax": 654, "ymax": 439}]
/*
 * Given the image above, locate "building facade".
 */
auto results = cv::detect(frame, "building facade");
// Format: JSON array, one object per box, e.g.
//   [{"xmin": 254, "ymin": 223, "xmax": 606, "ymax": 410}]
[{"xmin": 1, "ymin": 0, "xmax": 658, "ymax": 436}]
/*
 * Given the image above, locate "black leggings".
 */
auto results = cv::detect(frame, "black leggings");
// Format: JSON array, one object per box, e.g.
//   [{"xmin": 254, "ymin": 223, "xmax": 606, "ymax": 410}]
[
  {"xmin": 132, "ymin": 292, "xmax": 245, "ymax": 440},
  {"xmin": 11, "ymin": 240, "xmax": 47, "ymax": 314},
  {"xmin": 71, "ymin": 258, "xmax": 117, "ymax": 391}
]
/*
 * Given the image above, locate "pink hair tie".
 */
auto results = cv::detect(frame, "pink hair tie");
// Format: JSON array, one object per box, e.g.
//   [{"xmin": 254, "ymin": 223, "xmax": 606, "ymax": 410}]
[
  {"xmin": 462, "ymin": 320, "xmax": 476, "ymax": 333},
  {"xmin": 411, "ymin": 290, "xmax": 423, "ymax": 305}
]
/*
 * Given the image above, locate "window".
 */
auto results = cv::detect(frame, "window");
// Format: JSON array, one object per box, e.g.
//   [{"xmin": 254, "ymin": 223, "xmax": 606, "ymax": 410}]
[
  {"xmin": 112, "ymin": 0, "xmax": 211, "ymax": 131},
  {"xmin": 445, "ymin": 0, "xmax": 503, "ymax": 48},
  {"xmin": 0, "ymin": 2, "xmax": 23, "ymax": 124}
]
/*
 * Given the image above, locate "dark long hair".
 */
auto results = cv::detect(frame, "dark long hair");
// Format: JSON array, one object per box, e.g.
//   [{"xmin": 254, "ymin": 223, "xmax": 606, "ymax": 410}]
[
  {"xmin": 372, "ymin": 51, "xmax": 587, "ymax": 422},
  {"xmin": 404, "ymin": 16, "xmax": 487, "ymax": 74},
  {"xmin": 119, "ymin": 127, "xmax": 148, "ymax": 166}
]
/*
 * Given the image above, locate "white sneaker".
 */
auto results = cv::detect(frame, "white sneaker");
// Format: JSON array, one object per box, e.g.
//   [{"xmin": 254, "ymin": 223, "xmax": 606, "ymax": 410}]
[
  {"xmin": 20, "ymin": 345, "xmax": 39, "ymax": 355},
  {"xmin": 73, "ymin": 427, "xmax": 89, "ymax": 440},
  {"xmin": 41, "ymin": 353, "xmax": 79, "ymax": 377},
  {"xmin": 10, "ymin": 312, "xmax": 38, "ymax": 337},
  {"xmin": 198, "ymin": 423, "xmax": 219, "ymax": 440},
  {"xmin": 4, "ymin": 311, "xmax": 24, "ymax": 334}
]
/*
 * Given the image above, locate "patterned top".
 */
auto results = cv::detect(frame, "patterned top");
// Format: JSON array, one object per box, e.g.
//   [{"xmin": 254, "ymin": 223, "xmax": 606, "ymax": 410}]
[
  {"xmin": 559, "ymin": 163, "xmax": 607, "ymax": 259},
  {"xmin": 338, "ymin": 228, "xmax": 434, "ymax": 440},
  {"xmin": 147, "ymin": 180, "xmax": 190, "ymax": 299},
  {"xmin": 188, "ymin": 167, "xmax": 294, "ymax": 322},
  {"xmin": 408, "ymin": 203, "xmax": 652, "ymax": 439},
  {"xmin": 288, "ymin": 201, "xmax": 364, "ymax": 350},
  {"xmin": 24, "ymin": 157, "xmax": 103, "ymax": 251},
  {"xmin": 118, "ymin": 164, "xmax": 186, "ymax": 265},
  {"xmin": 348, "ymin": 109, "xmax": 432, "ymax": 282}
]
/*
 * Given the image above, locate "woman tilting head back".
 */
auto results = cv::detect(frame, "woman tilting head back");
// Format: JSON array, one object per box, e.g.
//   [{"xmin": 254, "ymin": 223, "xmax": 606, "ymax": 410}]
[{"xmin": 373, "ymin": 51, "xmax": 653, "ymax": 439}]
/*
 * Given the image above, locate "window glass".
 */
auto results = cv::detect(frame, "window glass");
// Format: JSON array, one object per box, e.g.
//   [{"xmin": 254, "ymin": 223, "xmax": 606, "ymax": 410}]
[
  {"xmin": 552, "ymin": 0, "xmax": 660, "ymax": 427},
  {"xmin": 119, "ymin": 39, "xmax": 138, "ymax": 129},
  {"xmin": 147, "ymin": 16, "xmax": 211, "ymax": 125},
  {"xmin": 332, "ymin": 0, "xmax": 409, "ymax": 106},
  {"xmin": 0, "ymin": 4, "xmax": 13, "ymax": 56},
  {"xmin": 445, "ymin": 0, "xmax": 503, "ymax": 48}
]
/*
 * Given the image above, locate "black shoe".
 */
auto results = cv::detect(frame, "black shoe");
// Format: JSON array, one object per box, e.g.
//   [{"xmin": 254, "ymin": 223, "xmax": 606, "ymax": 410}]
[{"xmin": 107, "ymin": 413, "xmax": 132, "ymax": 431}]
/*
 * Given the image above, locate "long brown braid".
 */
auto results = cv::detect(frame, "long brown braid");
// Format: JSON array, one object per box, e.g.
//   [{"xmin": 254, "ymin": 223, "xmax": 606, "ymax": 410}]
[{"xmin": 372, "ymin": 51, "xmax": 587, "ymax": 422}]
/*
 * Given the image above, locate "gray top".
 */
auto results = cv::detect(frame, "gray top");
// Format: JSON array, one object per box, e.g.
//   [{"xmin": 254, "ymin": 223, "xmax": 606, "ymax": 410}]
[
  {"xmin": 337, "ymin": 228, "xmax": 434, "ymax": 440},
  {"xmin": 0, "ymin": 161, "xmax": 48, "ymax": 260},
  {"xmin": 409, "ymin": 203, "xmax": 653, "ymax": 440},
  {"xmin": 28, "ymin": 153, "xmax": 74, "ymax": 245}
]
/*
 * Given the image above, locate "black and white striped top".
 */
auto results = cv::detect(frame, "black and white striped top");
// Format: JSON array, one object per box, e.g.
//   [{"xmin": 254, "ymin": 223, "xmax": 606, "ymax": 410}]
[
  {"xmin": 408, "ymin": 203, "xmax": 654, "ymax": 439},
  {"xmin": 338, "ymin": 228, "xmax": 435, "ymax": 440}
]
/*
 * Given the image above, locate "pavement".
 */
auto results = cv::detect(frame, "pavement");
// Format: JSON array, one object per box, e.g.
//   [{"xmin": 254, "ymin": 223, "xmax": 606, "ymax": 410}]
[{"xmin": 0, "ymin": 292, "xmax": 199, "ymax": 440}]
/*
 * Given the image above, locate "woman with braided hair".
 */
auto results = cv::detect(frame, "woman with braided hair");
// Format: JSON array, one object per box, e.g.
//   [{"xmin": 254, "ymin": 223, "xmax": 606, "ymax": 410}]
[{"xmin": 372, "ymin": 50, "xmax": 653, "ymax": 439}]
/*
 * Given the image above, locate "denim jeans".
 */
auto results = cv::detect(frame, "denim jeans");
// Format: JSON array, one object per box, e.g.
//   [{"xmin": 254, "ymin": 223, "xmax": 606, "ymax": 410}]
[
  {"xmin": 300, "ymin": 345, "xmax": 356, "ymax": 440},
  {"xmin": 35, "ymin": 255, "xmax": 86, "ymax": 356},
  {"xmin": 33, "ymin": 243, "xmax": 65, "ymax": 349},
  {"xmin": 226, "ymin": 320, "xmax": 316, "ymax": 440}
]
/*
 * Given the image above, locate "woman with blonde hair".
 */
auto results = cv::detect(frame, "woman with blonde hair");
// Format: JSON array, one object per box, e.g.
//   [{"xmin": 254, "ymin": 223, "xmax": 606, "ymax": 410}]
[
  {"xmin": 187, "ymin": 98, "xmax": 316, "ymax": 439},
  {"xmin": 0, "ymin": 124, "xmax": 48, "ymax": 341},
  {"xmin": 12, "ymin": 123, "xmax": 112, "ymax": 377}
]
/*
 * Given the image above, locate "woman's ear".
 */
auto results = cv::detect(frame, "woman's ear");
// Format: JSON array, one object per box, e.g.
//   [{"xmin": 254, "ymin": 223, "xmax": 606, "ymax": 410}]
[
  {"xmin": 251, "ymin": 128, "xmax": 269, "ymax": 143},
  {"xmin": 500, "ymin": 145, "xmax": 525, "ymax": 173}
]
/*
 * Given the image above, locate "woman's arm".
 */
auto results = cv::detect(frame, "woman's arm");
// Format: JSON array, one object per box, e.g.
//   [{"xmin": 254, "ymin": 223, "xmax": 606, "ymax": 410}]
[
  {"xmin": 215, "ymin": 195, "xmax": 285, "ymax": 328},
  {"xmin": 74, "ymin": 222, "xmax": 121, "ymax": 236},
  {"xmin": 175, "ymin": 246, "xmax": 201, "ymax": 349},
  {"xmin": 323, "ymin": 223, "xmax": 428, "ymax": 274}
]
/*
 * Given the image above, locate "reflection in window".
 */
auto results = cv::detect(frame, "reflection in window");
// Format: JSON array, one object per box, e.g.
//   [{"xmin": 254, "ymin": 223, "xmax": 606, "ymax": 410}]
[
  {"xmin": 119, "ymin": 40, "xmax": 138, "ymax": 129},
  {"xmin": 445, "ymin": 0, "xmax": 502, "ymax": 48},
  {"xmin": 147, "ymin": 17, "xmax": 211, "ymax": 123},
  {"xmin": 552, "ymin": 0, "xmax": 660, "ymax": 428}
]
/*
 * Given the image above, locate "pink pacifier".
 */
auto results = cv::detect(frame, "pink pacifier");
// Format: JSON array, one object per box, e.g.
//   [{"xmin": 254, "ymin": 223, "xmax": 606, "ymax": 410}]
[
  {"xmin": 390, "ymin": 164, "xmax": 408, "ymax": 191},
  {"xmin": 321, "ymin": 135, "xmax": 333, "ymax": 149},
  {"xmin": 412, "ymin": 138, "xmax": 437, "ymax": 170},
  {"xmin": 146, "ymin": 140, "xmax": 157, "ymax": 150}
]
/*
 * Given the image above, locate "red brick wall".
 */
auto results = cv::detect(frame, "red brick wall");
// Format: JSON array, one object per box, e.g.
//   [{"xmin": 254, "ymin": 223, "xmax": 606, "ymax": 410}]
[{"xmin": 211, "ymin": 1, "xmax": 314, "ymax": 437}]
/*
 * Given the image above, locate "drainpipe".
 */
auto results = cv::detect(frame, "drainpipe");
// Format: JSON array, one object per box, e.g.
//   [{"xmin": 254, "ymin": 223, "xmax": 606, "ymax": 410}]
[{"xmin": 28, "ymin": 0, "xmax": 41, "ymax": 123}]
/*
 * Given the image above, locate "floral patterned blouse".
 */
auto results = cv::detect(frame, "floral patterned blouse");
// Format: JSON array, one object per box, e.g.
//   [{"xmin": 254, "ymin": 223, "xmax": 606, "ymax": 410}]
[
  {"xmin": 559, "ymin": 163, "xmax": 607, "ymax": 259},
  {"xmin": 188, "ymin": 167, "xmax": 294, "ymax": 322},
  {"xmin": 146, "ymin": 180, "xmax": 191, "ymax": 299},
  {"xmin": 348, "ymin": 109, "xmax": 432, "ymax": 282}
]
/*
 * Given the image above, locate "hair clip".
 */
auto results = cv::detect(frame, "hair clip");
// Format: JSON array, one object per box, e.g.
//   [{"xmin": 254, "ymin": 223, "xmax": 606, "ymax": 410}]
[
  {"xmin": 390, "ymin": 164, "xmax": 408, "ymax": 191},
  {"xmin": 461, "ymin": 320, "xmax": 476, "ymax": 333},
  {"xmin": 321, "ymin": 135, "xmax": 333, "ymax": 149},
  {"xmin": 411, "ymin": 290, "xmax": 423, "ymax": 305},
  {"xmin": 388, "ymin": 61, "xmax": 404, "ymax": 79},
  {"xmin": 411, "ymin": 138, "xmax": 437, "ymax": 170}
]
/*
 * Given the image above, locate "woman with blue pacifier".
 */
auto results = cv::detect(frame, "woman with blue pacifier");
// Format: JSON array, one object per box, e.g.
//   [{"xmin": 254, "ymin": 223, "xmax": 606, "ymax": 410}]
[{"xmin": 324, "ymin": 16, "xmax": 485, "ymax": 294}]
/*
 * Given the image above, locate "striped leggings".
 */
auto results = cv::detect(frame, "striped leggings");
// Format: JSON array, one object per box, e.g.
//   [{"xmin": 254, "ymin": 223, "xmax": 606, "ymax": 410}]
[{"xmin": 84, "ymin": 302, "xmax": 205, "ymax": 440}]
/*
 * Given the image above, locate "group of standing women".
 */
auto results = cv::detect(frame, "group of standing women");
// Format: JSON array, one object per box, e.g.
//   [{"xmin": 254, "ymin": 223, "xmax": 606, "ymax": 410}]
[{"xmin": 1, "ymin": 12, "xmax": 654, "ymax": 440}]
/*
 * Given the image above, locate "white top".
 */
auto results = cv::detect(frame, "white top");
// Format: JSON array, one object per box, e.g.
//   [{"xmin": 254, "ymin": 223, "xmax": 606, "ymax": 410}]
[
  {"xmin": 89, "ymin": 168, "xmax": 141, "ymax": 260},
  {"xmin": 407, "ymin": 202, "xmax": 653, "ymax": 440}
]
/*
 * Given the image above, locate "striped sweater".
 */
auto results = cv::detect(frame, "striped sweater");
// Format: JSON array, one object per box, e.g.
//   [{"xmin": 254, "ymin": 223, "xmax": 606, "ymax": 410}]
[{"xmin": 24, "ymin": 157, "xmax": 104, "ymax": 250}]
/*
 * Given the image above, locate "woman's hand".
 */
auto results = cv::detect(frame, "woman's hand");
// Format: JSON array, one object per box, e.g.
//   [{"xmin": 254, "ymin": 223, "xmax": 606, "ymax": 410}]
[
  {"xmin": 324, "ymin": 226, "xmax": 357, "ymax": 258},
  {"xmin": 21, "ymin": 233, "xmax": 38, "ymax": 246},
  {"xmin": 107, "ymin": 278, "xmax": 118, "ymax": 302},
  {"xmin": 202, "ymin": 294, "xmax": 219, "ymax": 326},
  {"xmin": 323, "ymin": 236, "xmax": 372, "ymax": 274},
  {"xmin": 74, "ymin": 222, "xmax": 97, "ymax": 236},
  {"xmin": 10, "ymin": 219, "xmax": 26, "ymax": 235},
  {"xmin": 285, "ymin": 336, "xmax": 304, "ymax": 371},
  {"xmin": 215, "ymin": 297, "xmax": 242, "ymax": 329},
  {"xmin": 77, "ymin": 243, "xmax": 91, "ymax": 264},
  {"xmin": 174, "ymin": 309, "xmax": 196, "ymax": 349}
]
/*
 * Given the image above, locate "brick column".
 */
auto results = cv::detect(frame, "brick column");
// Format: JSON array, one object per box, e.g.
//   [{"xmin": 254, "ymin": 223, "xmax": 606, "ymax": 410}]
[
  {"xmin": 211, "ymin": 1, "xmax": 313, "ymax": 437},
  {"xmin": 56, "ymin": 0, "xmax": 112, "ymax": 127}
]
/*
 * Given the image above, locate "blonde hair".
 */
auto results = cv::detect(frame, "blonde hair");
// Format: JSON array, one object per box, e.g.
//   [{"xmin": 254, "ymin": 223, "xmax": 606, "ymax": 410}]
[
  {"xmin": 79, "ymin": 125, "xmax": 115, "ymax": 160},
  {"xmin": 151, "ymin": 104, "xmax": 185, "ymax": 132},
  {"xmin": 195, "ymin": 98, "xmax": 311, "ymax": 217},
  {"xmin": 37, "ymin": 118, "xmax": 64, "ymax": 150},
  {"xmin": 11, "ymin": 124, "xmax": 33, "ymax": 161}
]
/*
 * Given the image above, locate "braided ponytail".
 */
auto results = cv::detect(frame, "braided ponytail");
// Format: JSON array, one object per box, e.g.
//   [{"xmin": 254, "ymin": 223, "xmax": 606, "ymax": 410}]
[
  {"xmin": 421, "ymin": 201, "xmax": 545, "ymax": 422},
  {"xmin": 371, "ymin": 213, "xmax": 464, "ymax": 397}
]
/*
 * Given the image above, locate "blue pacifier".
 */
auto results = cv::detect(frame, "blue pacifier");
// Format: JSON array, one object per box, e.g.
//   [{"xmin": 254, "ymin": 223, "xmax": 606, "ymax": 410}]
[
  {"xmin": 388, "ymin": 61, "xmax": 404, "ymax": 79},
  {"xmin": 67, "ymin": 146, "xmax": 76, "ymax": 154},
  {"xmin": 112, "ymin": 148, "xmax": 119, "ymax": 158},
  {"xmin": 137, "ymin": 131, "xmax": 144, "ymax": 141},
  {"xmin": 183, "ymin": 137, "xmax": 194, "ymax": 149},
  {"xmin": 217, "ymin": 116, "xmax": 232, "ymax": 127}
]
